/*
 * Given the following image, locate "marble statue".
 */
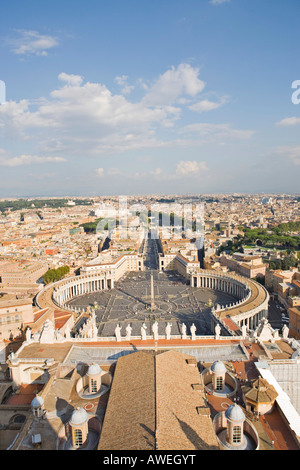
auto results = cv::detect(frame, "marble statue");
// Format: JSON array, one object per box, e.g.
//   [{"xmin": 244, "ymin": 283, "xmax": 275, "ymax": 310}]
[
  {"xmin": 282, "ymin": 324, "xmax": 289, "ymax": 339},
  {"xmin": 215, "ymin": 323, "xmax": 221, "ymax": 339},
  {"xmin": 190, "ymin": 323, "xmax": 197, "ymax": 340},
  {"xmin": 39, "ymin": 319, "xmax": 55, "ymax": 344},
  {"xmin": 141, "ymin": 322, "xmax": 147, "ymax": 340},
  {"xmin": 181, "ymin": 323, "xmax": 187, "ymax": 339},
  {"xmin": 25, "ymin": 327, "xmax": 32, "ymax": 343},
  {"xmin": 152, "ymin": 321, "xmax": 159, "ymax": 340},
  {"xmin": 165, "ymin": 322, "xmax": 172, "ymax": 340},
  {"xmin": 115, "ymin": 324, "xmax": 122, "ymax": 342},
  {"xmin": 125, "ymin": 324, "xmax": 132, "ymax": 341}
]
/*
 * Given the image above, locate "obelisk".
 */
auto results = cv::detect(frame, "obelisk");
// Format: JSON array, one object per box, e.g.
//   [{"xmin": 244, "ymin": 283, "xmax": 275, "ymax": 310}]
[{"xmin": 150, "ymin": 271, "xmax": 155, "ymax": 311}]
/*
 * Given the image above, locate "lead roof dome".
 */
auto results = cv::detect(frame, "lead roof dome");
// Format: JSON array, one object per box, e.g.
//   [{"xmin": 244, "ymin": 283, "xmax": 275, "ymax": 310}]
[
  {"xmin": 225, "ymin": 404, "xmax": 245, "ymax": 423},
  {"xmin": 70, "ymin": 407, "xmax": 89, "ymax": 426}
]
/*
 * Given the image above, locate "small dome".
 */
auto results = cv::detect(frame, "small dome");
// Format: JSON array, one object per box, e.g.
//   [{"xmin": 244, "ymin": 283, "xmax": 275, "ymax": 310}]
[
  {"xmin": 211, "ymin": 360, "xmax": 226, "ymax": 374},
  {"xmin": 70, "ymin": 407, "xmax": 89, "ymax": 427},
  {"xmin": 225, "ymin": 404, "xmax": 245, "ymax": 423},
  {"xmin": 31, "ymin": 395, "xmax": 44, "ymax": 408},
  {"xmin": 87, "ymin": 362, "xmax": 102, "ymax": 376}
]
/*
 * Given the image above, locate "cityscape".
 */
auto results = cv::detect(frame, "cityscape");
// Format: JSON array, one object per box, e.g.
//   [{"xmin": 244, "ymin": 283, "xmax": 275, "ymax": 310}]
[{"xmin": 0, "ymin": 0, "xmax": 300, "ymax": 456}]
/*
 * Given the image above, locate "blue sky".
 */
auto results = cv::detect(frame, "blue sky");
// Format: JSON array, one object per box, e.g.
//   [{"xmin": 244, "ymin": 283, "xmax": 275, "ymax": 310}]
[{"xmin": 0, "ymin": 0, "xmax": 300, "ymax": 197}]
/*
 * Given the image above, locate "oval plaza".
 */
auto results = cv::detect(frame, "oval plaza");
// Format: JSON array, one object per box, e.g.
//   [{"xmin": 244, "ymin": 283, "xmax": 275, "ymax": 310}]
[{"xmin": 36, "ymin": 236, "xmax": 269, "ymax": 340}]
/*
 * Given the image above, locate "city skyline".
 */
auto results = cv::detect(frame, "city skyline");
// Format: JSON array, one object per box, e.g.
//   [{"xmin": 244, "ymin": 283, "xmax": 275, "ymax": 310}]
[{"xmin": 0, "ymin": 0, "xmax": 300, "ymax": 197}]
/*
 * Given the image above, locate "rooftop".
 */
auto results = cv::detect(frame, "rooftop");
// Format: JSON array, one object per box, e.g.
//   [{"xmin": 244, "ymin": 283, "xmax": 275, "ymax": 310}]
[{"xmin": 98, "ymin": 350, "xmax": 219, "ymax": 450}]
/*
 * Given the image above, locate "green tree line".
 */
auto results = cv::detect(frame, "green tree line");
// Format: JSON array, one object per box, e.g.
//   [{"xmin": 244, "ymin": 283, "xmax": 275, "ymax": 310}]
[
  {"xmin": 80, "ymin": 218, "xmax": 120, "ymax": 234},
  {"xmin": 43, "ymin": 266, "xmax": 70, "ymax": 285},
  {"xmin": 268, "ymin": 255, "xmax": 298, "ymax": 270},
  {"xmin": 218, "ymin": 222, "xmax": 300, "ymax": 255},
  {"xmin": 0, "ymin": 198, "xmax": 92, "ymax": 213}
]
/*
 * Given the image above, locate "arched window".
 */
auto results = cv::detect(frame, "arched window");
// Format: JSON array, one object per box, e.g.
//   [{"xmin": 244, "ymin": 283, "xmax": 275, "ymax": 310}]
[
  {"xmin": 74, "ymin": 428, "xmax": 83, "ymax": 447},
  {"xmin": 9, "ymin": 414, "xmax": 26, "ymax": 429},
  {"xmin": 91, "ymin": 378, "xmax": 97, "ymax": 393},
  {"xmin": 216, "ymin": 376, "xmax": 223, "ymax": 391},
  {"xmin": 232, "ymin": 425, "xmax": 242, "ymax": 444},
  {"xmin": 33, "ymin": 407, "xmax": 41, "ymax": 417}
]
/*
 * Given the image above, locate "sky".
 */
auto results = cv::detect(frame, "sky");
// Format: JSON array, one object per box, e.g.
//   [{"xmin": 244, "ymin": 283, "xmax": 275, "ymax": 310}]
[{"xmin": 0, "ymin": 0, "xmax": 300, "ymax": 197}]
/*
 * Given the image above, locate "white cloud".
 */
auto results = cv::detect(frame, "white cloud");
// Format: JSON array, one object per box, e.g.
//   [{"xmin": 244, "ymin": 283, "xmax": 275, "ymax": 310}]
[
  {"xmin": 276, "ymin": 146, "xmax": 300, "ymax": 166},
  {"xmin": 107, "ymin": 167, "xmax": 122, "ymax": 176},
  {"xmin": 175, "ymin": 160, "xmax": 209, "ymax": 176},
  {"xmin": 0, "ymin": 153, "xmax": 66, "ymax": 167},
  {"xmin": 188, "ymin": 100, "xmax": 221, "ymax": 113},
  {"xmin": 0, "ymin": 65, "xmax": 247, "ymax": 162},
  {"xmin": 96, "ymin": 167, "xmax": 104, "ymax": 177},
  {"xmin": 180, "ymin": 122, "xmax": 254, "ymax": 141},
  {"xmin": 96, "ymin": 162, "xmax": 208, "ymax": 182},
  {"xmin": 114, "ymin": 75, "xmax": 134, "ymax": 95},
  {"xmin": 150, "ymin": 167, "xmax": 162, "ymax": 176},
  {"xmin": 114, "ymin": 75, "xmax": 128, "ymax": 86},
  {"xmin": 276, "ymin": 117, "xmax": 300, "ymax": 127},
  {"xmin": 209, "ymin": 0, "xmax": 231, "ymax": 5},
  {"xmin": 27, "ymin": 172, "xmax": 57, "ymax": 180},
  {"xmin": 188, "ymin": 96, "xmax": 229, "ymax": 113},
  {"xmin": 58, "ymin": 73, "xmax": 84, "ymax": 87},
  {"xmin": 0, "ymin": 99, "xmax": 55, "ymax": 136},
  {"xmin": 0, "ymin": 73, "xmax": 179, "ymax": 154},
  {"xmin": 142, "ymin": 63, "xmax": 205, "ymax": 106},
  {"xmin": 8, "ymin": 29, "xmax": 59, "ymax": 56},
  {"xmin": 121, "ymin": 85, "xmax": 135, "ymax": 95}
]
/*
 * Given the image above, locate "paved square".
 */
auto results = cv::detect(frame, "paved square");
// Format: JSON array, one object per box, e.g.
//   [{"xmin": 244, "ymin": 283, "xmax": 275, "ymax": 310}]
[{"xmin": 68, "ymin": 269, "xmax": 238, "ymax": 337}]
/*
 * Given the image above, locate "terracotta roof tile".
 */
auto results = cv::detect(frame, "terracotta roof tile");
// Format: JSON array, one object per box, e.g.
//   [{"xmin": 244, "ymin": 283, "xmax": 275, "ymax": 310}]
[{"xmin": 98, "ymin": 350, "xmax": 219, "ymax": 451}]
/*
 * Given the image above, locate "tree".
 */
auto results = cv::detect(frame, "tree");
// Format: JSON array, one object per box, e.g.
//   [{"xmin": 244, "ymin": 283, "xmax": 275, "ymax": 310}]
[{"xmin": 43, "ymin": 266, "xmax": 70, "ymax": 285}]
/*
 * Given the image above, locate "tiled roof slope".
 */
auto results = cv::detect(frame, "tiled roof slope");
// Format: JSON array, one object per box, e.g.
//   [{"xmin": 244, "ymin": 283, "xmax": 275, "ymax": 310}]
[
  {"xmin": 156, "ymin": 350, "xmax": 219, "ymax": 450},
  {"xmin": 98, "ymin": 349, "xmax": 219, "ymax": 450},
  {"xmin": 98, "ymin": 350, "xmax": 156, "ymax": 450}
]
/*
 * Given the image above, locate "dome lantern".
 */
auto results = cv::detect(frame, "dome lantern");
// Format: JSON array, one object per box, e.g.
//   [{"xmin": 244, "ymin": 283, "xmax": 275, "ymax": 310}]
[
  {"xmin": 69, "ymin": 407, "xmax": 89, "ymax": 448},
  {"xmin": 211, "ymin": 360, "xmax": 226, "ymax": 393},
  {"xmin": 31, "ymin": 394, "xmax": 44, "ymax": 417},
  {"xmin": 86, "ymin": 362, "xmax": 102, "ymax": 394},
  {"xmin": 225, "ymin": 404, "xmax": 245, "ymax": 447}
]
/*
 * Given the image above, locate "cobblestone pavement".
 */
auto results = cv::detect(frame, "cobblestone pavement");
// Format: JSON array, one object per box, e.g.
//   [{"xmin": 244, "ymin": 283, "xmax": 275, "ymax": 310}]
[{"xmin": 68, "ymin": 269, "xmax": 239, "ymax": 337}]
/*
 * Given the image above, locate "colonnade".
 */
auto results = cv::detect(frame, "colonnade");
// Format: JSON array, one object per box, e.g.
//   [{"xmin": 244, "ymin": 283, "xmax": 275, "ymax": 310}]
[
  {"xmin": 235, "ymin": 309, "xmax": 268, "ymax": 330},
  {"xmin": 191, "ymin": 273, "xmax": 248, "ymax": 300},
  {"xmin": 191, "ymin": 270, "xmax": 270, "ymax": 335},
  {"xmin": 52, "ymin": 273, "xmax": 114, "ymax": 308}
]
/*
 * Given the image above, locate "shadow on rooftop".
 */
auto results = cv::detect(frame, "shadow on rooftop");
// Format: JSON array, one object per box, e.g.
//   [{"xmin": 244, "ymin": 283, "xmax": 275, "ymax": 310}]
[
  {"xmin": 139, "ymin": 422, "xmax": 156, "ymax": 449},
  {"xmin": 55, "ymin": 397, "xmax": 73, "ymax": 424},
  {"xmin": 174, "ymin": 413, "xmax": 219, "ymax": 450}
]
